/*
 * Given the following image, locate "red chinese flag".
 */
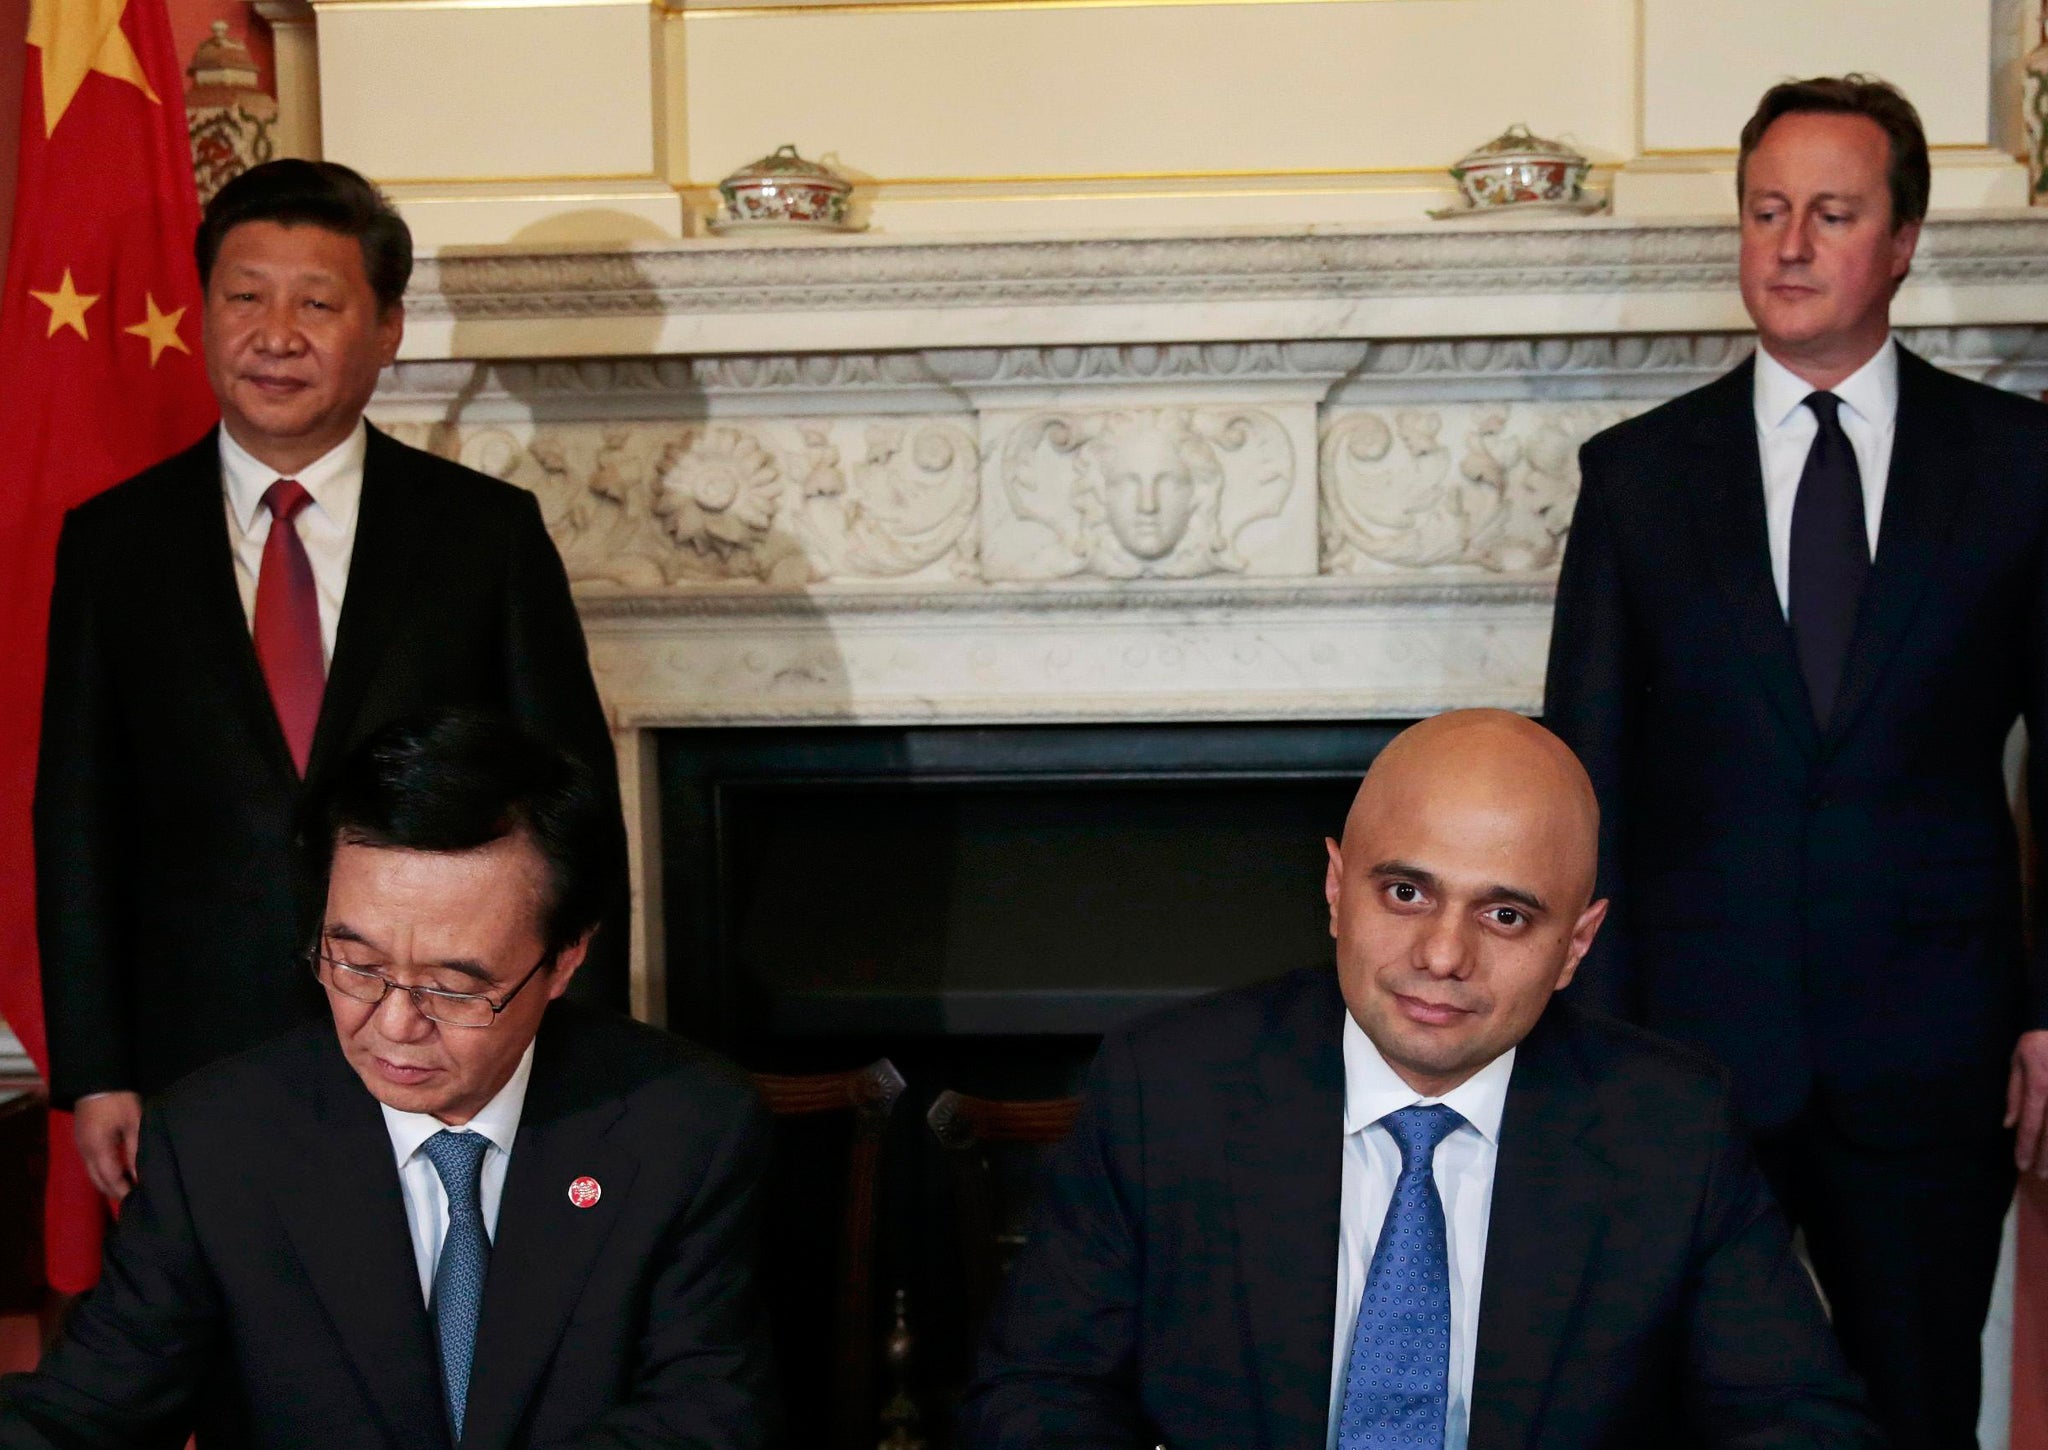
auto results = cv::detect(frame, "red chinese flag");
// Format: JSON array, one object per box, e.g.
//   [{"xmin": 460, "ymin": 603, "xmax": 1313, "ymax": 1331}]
[{"xmin": 0, "ymin": 0, "xmax": 217, "ymax": 1291}]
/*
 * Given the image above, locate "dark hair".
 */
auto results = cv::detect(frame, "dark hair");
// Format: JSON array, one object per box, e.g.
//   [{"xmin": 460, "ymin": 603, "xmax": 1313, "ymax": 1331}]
[
  {"xmin": 1737, "ymin": 74, "xmax": 1930, "ymax": 229},
  {"xmin": 195, "ymin": 159, "xmax": 413, "ymax": 311},
  {"xmin": 301, "ymin": 710, "xmax": 613, "ymax": 958}
]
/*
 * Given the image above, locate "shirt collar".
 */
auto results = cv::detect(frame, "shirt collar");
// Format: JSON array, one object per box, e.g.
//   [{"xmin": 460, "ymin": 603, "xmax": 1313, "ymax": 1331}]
[
  {"xmin": 381, "ymin": 1039, "xmax": 536, "ymax": 1169},
  {"xmin": 1753, "ymin": 334, "xmax": 1898, "ymax": 435},
  {"xmin": 1342, "ymin": 1011, "xmax": 1514, "ymax": 1147},
  {"xmin": 220, "ymin": 419, "xmax": 369, "ymax": 535}
]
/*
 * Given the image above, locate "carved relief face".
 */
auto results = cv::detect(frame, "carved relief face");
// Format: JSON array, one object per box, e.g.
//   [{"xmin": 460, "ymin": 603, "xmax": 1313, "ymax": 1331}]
[{"xmin": 1098, "ymin": 427, "xmax": 1201, "ymax": 561}]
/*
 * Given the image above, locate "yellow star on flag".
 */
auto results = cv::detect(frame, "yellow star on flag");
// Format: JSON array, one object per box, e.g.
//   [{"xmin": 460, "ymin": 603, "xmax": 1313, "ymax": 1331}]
[
  {"xmin": 122, "ymin": 293, "xmax": 190, "ymax": 366},
  {"xmin": 26, "ymin": 0, "xmax": 160, "ymax": 139},
  {"xmin": 29, "ymin": 270, "xmax": 101, "ymax": 340}
]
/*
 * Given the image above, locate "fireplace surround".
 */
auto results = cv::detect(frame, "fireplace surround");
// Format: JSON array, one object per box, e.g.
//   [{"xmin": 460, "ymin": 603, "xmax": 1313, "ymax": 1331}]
[
  {"xmin": 360, "ymin": 214, "xmax": 2048, "ymax": 1025},
  {"xmin": 343, "ymin": 212, "xmax": 2048, "ymax": 1441}
]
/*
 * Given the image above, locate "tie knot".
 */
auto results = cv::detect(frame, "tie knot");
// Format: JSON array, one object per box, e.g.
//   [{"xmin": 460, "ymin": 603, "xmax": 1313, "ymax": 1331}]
[
  {"xmin": 1380, "ymin": 1103, "xmax": 1463, "ymax": 1168},
  {"xmin": 1803, "ymin": 391, "xmax": 1844, "ymax": 430},
  {"xmin": 263, "ymin": 477, "xmax": 312, "ymax": 523},
  {"xmin": 422, "ymin": 1130, "xmax": 491, "ymax": 1205}
]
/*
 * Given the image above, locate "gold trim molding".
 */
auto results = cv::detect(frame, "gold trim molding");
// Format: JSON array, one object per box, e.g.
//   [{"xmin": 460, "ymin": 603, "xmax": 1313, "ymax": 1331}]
[
  {"xmin": 313, "ymin": 0, "xmax": 648, "ymax": 11},
  {"xmin": 678, "ymin": 0, "xmax": 1465, "ymax": 16}
]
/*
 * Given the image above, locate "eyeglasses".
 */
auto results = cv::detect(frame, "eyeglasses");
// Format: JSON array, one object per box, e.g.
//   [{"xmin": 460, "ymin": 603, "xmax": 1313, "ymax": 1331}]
[{"xmin": 311, "ymin": 942, "xmax": 552, "ymax": 1028}]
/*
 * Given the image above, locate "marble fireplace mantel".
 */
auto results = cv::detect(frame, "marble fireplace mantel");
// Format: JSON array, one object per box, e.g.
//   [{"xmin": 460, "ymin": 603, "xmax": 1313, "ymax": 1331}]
[
  {"xmin": 400, "ymin": 214, "xmax": 2048, "ymax": 359},
  {"xmin": 367, "ymin": 213, "xmax": 2048, "ymax": 1017}
]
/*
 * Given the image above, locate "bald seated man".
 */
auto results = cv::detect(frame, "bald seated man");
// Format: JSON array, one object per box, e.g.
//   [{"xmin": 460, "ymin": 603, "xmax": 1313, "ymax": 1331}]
[{"xmin": 960, "ymin": 711, "xmax": 1881, "ymax": 1450}]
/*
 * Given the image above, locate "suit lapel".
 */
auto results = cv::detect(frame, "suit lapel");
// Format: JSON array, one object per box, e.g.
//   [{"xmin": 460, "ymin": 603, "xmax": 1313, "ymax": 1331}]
[
  {"xmin": 460, "ymin": 1014, "xmax": 641, "ymax": 1450},
  {"xmin": 157, "ymin": 429, "xmax": 303, "ymax": 781},
  {"xmin": 270, "ymin": 1036, "xmax": 450, "ymax": 1450},
  {"xmin": 1225, "ymin": 970, "xmax": 1346, "ymax": 1450},
  {"xmin": 1681, "ymin": 361, "xmax": 1822, "ymax": 758},
  {"xmin": 1467, "ymin": 1013, "xmax": 1607, "ymax": 1450},
  {"xmin": 1821, "ymin": 347, "xmax": 1970, "ymax": 747},
  {"xmin": 309, "ymin": 425, "xmax": 433, "ymax": 779}
]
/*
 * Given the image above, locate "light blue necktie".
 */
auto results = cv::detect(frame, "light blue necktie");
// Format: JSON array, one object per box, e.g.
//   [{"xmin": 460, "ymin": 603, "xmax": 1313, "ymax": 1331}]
[
  {"xmin": 423, "ymin": 1129, "xmax": 493, "ymax": 1443},
  {"xmin": 1337, "ymin": 1103, "xmax": 1464, "ymax": 1450}
]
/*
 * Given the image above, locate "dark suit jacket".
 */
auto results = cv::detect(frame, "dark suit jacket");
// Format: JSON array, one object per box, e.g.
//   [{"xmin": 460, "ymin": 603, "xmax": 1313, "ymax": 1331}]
[
  {"xmin": 960, "ymin": 967, "xmax": 1878, "ymax": 1450},
  {"xmin": 34, "ymin": 424, "xmax": 627, "ymax": 1107},
  {"xmin": 1544, "ymin": 348, "xmax": 2048, "ymax": 1145},
  {"xmin": 0, "ymin": 1003, "xmax": 776, "ymax": 1450}
]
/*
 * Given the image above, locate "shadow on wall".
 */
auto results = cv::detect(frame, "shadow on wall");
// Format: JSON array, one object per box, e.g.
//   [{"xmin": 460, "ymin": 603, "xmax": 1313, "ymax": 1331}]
[
  {"xmin": 421, "ymin": 210, "xmax": 849, "ymax": 671},
  {"xmin": 380, "ymin": 208, "xmax": 856, "ymax": 1017}
]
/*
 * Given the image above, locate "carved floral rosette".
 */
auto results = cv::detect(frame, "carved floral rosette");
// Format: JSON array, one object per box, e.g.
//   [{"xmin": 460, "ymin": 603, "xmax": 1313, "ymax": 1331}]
[{"xmin": 381, "ymin": 418, "xmax": 981, "ymax": 588}]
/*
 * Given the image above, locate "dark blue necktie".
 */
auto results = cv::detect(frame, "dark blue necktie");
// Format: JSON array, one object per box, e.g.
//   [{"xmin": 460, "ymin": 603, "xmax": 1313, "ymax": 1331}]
[
  {"xmin": 424, "ymin": 1130, "xmax": 493, "ymax": 1443},
  {"xmin": 1338, "ymin": 1103, "xmax": 1464, "ymax": 1450},
  {"xmin": 1788, "ymin": 391, "xmax": 1869, "ymax": 728}
]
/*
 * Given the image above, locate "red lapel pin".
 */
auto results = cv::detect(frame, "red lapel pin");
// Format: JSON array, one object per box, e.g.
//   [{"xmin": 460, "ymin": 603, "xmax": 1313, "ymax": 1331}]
[{"xmin": 567, "ymin": 1176, "xmax": 602, "ymax": 1209}]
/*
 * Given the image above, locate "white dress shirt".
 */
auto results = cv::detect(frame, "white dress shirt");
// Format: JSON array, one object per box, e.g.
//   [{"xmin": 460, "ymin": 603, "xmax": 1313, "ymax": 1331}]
[
  {"xmin": 1753, "ymin": 337, "xmax": 1898, "ymax": 618},
  {"xmin": 381, "ymin": 1042, "xmax": 534, "ymax": 1303},
  {"xmin": 220, "ymin": 420, "xmax": 367, "ymax": 663},
  {"xmin": 1327, "ymin": 1017, "xmax": 1515, "ymax": 1450}
]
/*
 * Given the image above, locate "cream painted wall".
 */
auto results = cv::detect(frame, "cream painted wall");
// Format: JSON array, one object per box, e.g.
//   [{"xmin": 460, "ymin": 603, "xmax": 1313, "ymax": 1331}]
[
  {"xmin": 680, "ymin": 0, "xmax": 1637, "ymax": 184},
  {"xmin": 320, "ymin": 1, "xmax": 660, "ymax": 183},
  {"xmin": 298, "ymin": 0, "xmax": 2026, "ymax": 245},
  {"xmin": 1641, "ymin": 0, "xmax": 1993, "ymax": 152}
]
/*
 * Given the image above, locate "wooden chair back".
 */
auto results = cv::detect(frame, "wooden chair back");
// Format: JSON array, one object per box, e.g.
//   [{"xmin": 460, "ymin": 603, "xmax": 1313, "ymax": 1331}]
[
  {"xmin": 925, "ymin": 1090, "xmax": 1082, "ymax": 1336},
  {"xmin": 752, "ymin": 1059, "xmax": 907, "ymax": 1450}
]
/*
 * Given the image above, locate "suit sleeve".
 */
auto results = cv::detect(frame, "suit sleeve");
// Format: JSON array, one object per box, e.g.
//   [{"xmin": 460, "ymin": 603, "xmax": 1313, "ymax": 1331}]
[
  {"xmin": 545, "ymin": 1096, "xmax": 779, "ymax": 1450},
  {"xmin": 1544, "ymin": 443, "xmax": 1641, "ymax": 1019},
  {"xmin": 1678, "ymin": 1086, "xmax": 1884, "ymax": 1449},
  {"xmin": 0, "ymin": 1111, "xmax": 219, "ymax": 1448},
  {"xmin": 499, "ymin": 490, "xmax": 631, "ymax": 1010},
  {"xmin": 957, "ymin": 1032, "xmax": 1156, "ymax": 1450},
  {"xmin": 32, "ymin": 510, "xmax": 136, "ymax": 1106}
]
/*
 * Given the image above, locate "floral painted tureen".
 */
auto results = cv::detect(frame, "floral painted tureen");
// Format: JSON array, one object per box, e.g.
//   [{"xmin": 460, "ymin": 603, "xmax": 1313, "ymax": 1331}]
[
  {"xmin": 1443, "ymin": 124, "xmax": 1596, "ymax": 213},
  {"xmin": 712, "ymin": 145, "xmax": 859, "ymax": 233}
]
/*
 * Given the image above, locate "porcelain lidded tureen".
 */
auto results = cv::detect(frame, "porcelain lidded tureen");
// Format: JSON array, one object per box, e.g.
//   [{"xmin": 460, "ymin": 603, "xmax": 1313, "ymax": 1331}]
[
  {"xmin": 711, "ymin": 145, "xmax": 860, "ymax": 234},
  {"xmin": 1438, "ymin": 124, "xmax": 1599, "ymax": 216}
]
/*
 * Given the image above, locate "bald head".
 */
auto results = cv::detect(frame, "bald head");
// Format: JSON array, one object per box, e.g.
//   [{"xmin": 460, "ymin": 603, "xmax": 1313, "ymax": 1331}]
[
  {"xmin": 1325, "ymin": 710, "xmax": 1609, "ymax": 1096},
  {"xmin": 1345, "ymin": 710, "xmax": 1601, "ymax": 910}
]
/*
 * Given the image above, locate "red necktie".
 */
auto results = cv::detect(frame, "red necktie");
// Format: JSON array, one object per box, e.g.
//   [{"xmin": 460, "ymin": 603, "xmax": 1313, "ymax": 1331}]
[{"xmin": 253, "ymin": 479, "xmax": 325, "ymax": 775}]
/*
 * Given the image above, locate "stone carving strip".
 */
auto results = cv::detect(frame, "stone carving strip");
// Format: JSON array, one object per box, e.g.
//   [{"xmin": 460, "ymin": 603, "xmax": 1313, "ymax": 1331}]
[
  {"xmin": 379, "ymin": 417, "xmax": 980, "ymax": 588},
  {"xmin": 375, "ymin": 329, "xmax": 2048, "ymax": 423},
  {"xmin": 371, "ymin": 330, "xmax": 2048, "ymax": 601},
  {"xmin": 405, "ymin": 218, "xmax": 2048, "ymax": 322},
  {"xmin": 926, "ymin": 341, "xmax": 1368, "ymax": 390},
  {"xmin": 1320, "ymin": 401, "xmax": 1643, "ymax": 577}
]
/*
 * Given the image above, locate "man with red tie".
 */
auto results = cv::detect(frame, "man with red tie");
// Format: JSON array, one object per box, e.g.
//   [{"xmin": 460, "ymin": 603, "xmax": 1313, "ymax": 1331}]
[{"xmin": 33, "ymin": 159, "xmax": 622, "ymax": 1212}]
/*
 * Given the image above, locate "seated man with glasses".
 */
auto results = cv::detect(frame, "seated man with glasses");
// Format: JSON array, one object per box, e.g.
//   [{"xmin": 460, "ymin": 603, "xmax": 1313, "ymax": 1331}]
[{"xmin": 0, "ymin": 710, "xmax": 776, "ymax": 1450}]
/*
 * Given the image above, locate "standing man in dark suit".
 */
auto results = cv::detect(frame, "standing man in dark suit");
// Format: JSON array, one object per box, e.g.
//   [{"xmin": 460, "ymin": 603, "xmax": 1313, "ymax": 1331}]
[
  {"xmin": 34, "ymin": 159, "xmax": 625, "ymax": 1215},
  {"xmin": 0, "ymin": 710, "xmax": 773, "ymax": 1450},
  {"xmin": 962, "ymin": 710, "xmax": 1878, "ymax": 1450},
  {"xmin": 1544, "ymin": 76, "xmax": 2048, "ymax": 1450}
]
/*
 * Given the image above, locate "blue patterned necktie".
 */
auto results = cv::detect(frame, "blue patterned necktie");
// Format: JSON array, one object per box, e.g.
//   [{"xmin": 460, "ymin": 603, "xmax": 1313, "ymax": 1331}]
[
  {"xmin": 1338, "ymin": 1103, "xmax": 1465, "ymax": 1450},
  {"xmin": 423, "ymin": 1129, "xmax": 493, "ymax": 1443}
]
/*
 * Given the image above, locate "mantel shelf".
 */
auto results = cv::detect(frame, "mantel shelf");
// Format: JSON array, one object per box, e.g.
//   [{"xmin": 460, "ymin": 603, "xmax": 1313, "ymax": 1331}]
[{"xmin": 398, "ymin": 212, "xmax": 2048, "ymax": 360}]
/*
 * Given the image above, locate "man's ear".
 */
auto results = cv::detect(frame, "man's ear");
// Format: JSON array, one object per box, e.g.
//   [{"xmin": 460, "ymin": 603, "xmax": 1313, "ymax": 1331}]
[
  {"xmin": 1554, "ymin": 897, "xmax": 1610, "ymax": 991},
  {"xmin": 376, "ymin": 300, "xmax": 405, "ymax": 367},
  {"xmin": 543, "ymin": 929, "xmax": 595, "ymax": 1002},
  {"xmin": 1324, "ymin": 838, "xmax": 1344, "ymax": 938},
  {"xmin": 1889, "ymin": 217, "xmax": 1922, "ymax": 289}
]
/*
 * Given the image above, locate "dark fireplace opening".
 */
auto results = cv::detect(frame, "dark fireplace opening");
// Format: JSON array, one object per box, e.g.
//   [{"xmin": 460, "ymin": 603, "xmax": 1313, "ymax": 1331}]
[{"xmin": 658, "ymin": 721, "xmax": 1408, "ymax": 1444}]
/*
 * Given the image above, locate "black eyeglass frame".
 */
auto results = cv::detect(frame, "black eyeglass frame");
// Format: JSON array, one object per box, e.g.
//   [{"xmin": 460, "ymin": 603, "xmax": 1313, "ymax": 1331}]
[{"xmin": 310, "ymin": 941, "xmax": 554, "ymax": 1028}]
